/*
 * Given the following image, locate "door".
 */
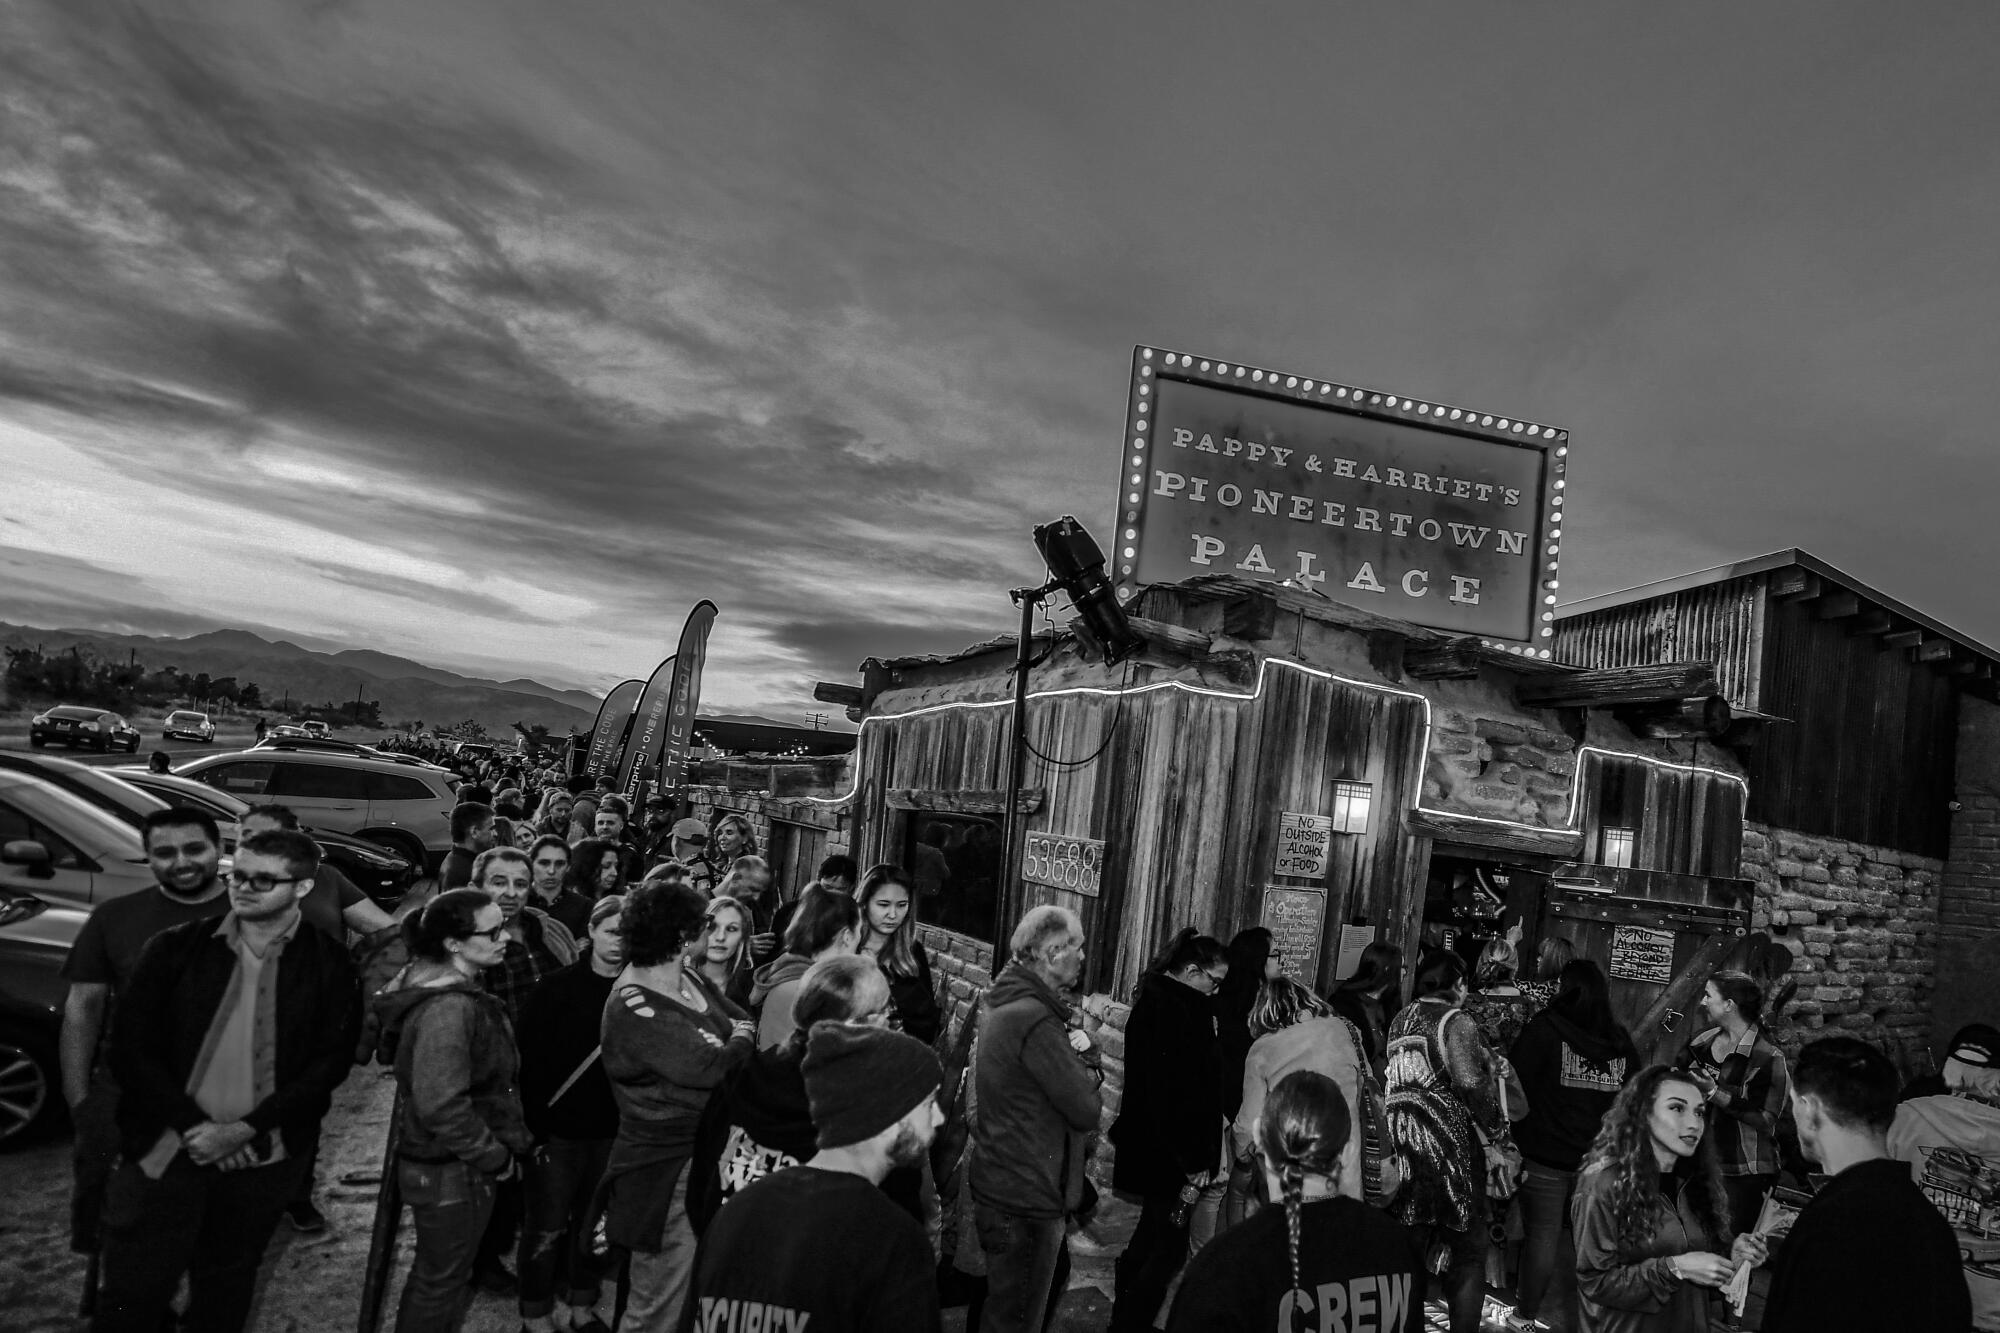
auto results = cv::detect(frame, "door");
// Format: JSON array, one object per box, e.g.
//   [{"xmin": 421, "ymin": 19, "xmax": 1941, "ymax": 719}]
[
  {"xmin": 0, "ymin": 795, "xmax": 105, "ymax": 911},
  {"xmin": 1542, "ymin": 887, "xmax": 1748, "ymax": 1061},
  {"xmin": 767, "ymin": 820, "xmax": 828, "ymax": 898}
]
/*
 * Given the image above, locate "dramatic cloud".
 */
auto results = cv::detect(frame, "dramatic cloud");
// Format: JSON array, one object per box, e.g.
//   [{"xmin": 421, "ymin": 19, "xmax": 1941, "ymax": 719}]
[{"xmin": 5, "ymin": 1, "xmax": 2000, "ymax": 719}]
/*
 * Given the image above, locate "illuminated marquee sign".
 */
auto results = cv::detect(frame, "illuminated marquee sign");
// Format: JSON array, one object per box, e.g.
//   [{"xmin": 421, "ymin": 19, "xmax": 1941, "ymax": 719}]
[{"xmin": 1113, "ymin": 347, "xmax": 1569, "ymax": 656}]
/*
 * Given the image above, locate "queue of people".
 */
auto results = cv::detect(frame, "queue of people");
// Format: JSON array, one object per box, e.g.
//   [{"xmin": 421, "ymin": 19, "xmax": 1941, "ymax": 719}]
[{"xmin": 52, "ymin": 750, "xmax": 1987, "ymax": 1333}]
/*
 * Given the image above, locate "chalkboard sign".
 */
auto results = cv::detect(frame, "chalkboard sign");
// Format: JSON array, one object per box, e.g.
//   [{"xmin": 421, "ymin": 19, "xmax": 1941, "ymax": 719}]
[
  {"xmin": 1261, "ymin": 885, "xmax": 1328, "ymax": 988},
  {"xmin": 1609, "ymin": 925, "xmax": 1676, "ymax": 985},
  {"xmin": 1273, "ymin": 812, "xmax": 1334, "ymax": 879}
]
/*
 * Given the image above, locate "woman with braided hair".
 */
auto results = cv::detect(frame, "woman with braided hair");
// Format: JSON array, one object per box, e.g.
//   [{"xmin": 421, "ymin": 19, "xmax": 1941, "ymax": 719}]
[{"xmin": 1167, "ymin": 1071, "xmax": 1424, "ymax": 1332}]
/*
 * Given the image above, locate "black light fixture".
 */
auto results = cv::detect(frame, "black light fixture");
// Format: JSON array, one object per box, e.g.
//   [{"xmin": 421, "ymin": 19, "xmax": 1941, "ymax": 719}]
[{"xmin": 1032, "ymin": 515, "xmax": 1145, "ymax": 666}]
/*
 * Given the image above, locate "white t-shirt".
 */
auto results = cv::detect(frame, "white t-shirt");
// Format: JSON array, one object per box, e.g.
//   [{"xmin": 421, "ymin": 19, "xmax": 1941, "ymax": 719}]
[{"xmin": 1888, "ymin": 1092, "xmax": 2000, "ymax": 1330}]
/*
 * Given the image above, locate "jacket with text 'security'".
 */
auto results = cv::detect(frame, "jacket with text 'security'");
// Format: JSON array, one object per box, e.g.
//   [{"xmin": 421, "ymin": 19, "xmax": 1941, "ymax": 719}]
[{"xmin": 968, "ymin": 962, "xmax": 1103, "ymax": 1220}]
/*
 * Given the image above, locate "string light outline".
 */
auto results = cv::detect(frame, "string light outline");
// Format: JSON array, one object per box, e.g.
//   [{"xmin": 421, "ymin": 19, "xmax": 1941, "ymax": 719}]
[{"xmin": 804, "ymin": 656, "xmax": 1746, "ymax": 847}]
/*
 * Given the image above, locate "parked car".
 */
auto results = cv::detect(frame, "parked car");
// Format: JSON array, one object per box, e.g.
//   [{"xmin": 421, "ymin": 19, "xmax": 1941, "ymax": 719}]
[
  {"xmin": 0, "ymin": 753, "xmax": 238, "ymax": 854},
  {"xmin": 177, "ymin": 749, "xmax": 457, "ymax": 872},
  {"xmin": 0, "ymin": 770, "xmax": 155, "ymax": 912},
  {"xmin": 113, "ymin": 769, "xmax": 418, "ymax": 909},
  {"xmin": 0, "ymin": 880, "xmax": 83, "ymax": 1146},
  {"xmin": 301, "ymin": 721, "xmax": 331, "ymax": 738},
  {"xmin": 268, "ymin": 724, "xmax": 311, "ymax": 740},
  {"xmin": 28, "ymin": 706, "xmax": 142, "ymax": 753},
  {"xmin": 161, "ymin": 710, "xmax": 216, "ymax": 742}
]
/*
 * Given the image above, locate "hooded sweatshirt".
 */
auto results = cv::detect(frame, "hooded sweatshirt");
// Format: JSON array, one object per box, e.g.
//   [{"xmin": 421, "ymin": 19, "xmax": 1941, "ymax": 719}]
[
  {"xmin": 1511, "ymin": 1004, "xmax": 1635, "ymax": 1172},
  {"xmin": 968, "ymin": 962, "xmax": 1103, "ymax": 1219},
  {"xmin": 372, "ymin": 963, "xmax": 530, "ymax": 1173},
  {"xmin": 750, "ymin": 952, "xmax": 813, "ymax": 1048}
]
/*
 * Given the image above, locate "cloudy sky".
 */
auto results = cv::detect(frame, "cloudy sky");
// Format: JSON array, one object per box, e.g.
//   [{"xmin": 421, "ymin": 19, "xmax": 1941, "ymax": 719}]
[{"xmin": 5, "ymin": 2, "xmax": 2000, "ymax": 716}]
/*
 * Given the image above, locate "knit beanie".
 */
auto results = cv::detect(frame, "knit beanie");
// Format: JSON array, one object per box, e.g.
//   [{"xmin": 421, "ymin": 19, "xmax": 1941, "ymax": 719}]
[{"xmin": 801, "ymin": 1021, "xmax": 944, "ymax": 1150}]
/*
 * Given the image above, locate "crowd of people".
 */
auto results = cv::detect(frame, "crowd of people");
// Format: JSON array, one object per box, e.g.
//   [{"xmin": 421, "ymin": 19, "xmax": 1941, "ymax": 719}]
[{"xmin": 47, "ymin": 743, "xmax": 1992, "ymax": 1332}]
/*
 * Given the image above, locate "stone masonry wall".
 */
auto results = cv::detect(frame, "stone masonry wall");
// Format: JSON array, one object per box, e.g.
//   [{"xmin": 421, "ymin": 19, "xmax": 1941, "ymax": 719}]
[
  {"xmin": 1424, "ymin": 705, "xmax": 1579, "ymax": 827},
  {"xmin": 1738, "ymin": 822, "xmax": 1941, "ymax": 1069}
]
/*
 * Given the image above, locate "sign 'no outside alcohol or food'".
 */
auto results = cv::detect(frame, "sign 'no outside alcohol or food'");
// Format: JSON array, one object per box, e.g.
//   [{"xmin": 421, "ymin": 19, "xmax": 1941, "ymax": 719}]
[{"xmin": 1112, "ymin": 347, "xmax": 1571, "ymax": 656}]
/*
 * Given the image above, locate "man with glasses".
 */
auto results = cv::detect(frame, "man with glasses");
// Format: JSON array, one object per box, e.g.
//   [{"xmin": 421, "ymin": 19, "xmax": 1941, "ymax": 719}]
[
  {"xmin": 969, "ymin": 906, "xmax": 1103, "ymax": 1333},
  {"xmin": 93, "ymin": 829, "xmax": 359, "ymax": 1333}
]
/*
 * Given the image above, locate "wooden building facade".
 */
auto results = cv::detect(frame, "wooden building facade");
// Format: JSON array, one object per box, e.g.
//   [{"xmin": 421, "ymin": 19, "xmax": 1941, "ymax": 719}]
[
  {"xmin": 822, "ymin": 574, "xmax": 1755, "ymax": 1025},
  {"xmin": 1556, "ymin": 549, "xmax": 1992, "ymax": 859}
]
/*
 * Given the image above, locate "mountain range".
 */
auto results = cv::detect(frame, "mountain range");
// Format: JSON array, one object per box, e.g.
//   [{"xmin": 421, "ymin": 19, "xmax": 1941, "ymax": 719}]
[{"xmin": 0, "ymin": 622, "xmax": 603, "ymax": 734}]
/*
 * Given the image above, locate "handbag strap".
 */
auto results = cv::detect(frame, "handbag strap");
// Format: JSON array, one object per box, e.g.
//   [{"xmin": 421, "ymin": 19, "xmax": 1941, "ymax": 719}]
[{"xmin": 547, "ymin": 1046, "xmax": 601, "ymax": 1107}]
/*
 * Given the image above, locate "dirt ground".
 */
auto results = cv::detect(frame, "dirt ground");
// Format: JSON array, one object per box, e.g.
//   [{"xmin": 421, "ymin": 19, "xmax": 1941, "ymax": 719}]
[{"xmin": 0, "ymin": 1064, "xmax": 1120, "ymax": 1333}]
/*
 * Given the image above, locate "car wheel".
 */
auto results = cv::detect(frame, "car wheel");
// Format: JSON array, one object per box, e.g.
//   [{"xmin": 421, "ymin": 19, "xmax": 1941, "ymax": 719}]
[
  {"xmin": 0, "ymin": 1025, "xmax": 59, "ymax": 1148},
  {"xmin": 28, "ymin": 736, "xmax": 44, "ymax": 749},
  {"xmin": 360, "ymin": 830, "xmax": 428, "ymax": 874}
]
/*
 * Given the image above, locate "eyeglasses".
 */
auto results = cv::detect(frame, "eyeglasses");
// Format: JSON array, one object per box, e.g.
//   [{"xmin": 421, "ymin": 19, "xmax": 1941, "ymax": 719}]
[
  {"xmin": 225, "ymin": 870, "xmax": 303, "ymax": 893},
  {"xmin": 467, "ymin": 925, "xmax": 508, "ymax": 942},
  {"xmin": 1198, "ymin": 969, "xmax": 1227, "ymax": 991}
]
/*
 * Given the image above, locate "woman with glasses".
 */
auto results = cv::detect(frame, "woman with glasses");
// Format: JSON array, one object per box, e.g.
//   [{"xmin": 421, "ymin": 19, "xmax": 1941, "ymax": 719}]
[
  {"xmin": 1108, "ymin": 927, "xmax": 1230, "ymax": 1333},
  {"xmin": 372, "ymin": 888, "xmax": 532, "ymax": 1333}
]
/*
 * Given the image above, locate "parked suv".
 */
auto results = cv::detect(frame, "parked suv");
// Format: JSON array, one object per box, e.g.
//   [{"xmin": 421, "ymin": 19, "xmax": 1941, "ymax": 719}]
[
  {"xmin": 162, "ymin": 710, "xmax": 216, "ymax": 742},
  {"xmin": 113, "ymin": 769, "xmax": 418, "ymax": 909},
  {"xmin": 28, "ymin": 706, "xmax": 142, "ymax": 753},
  {"xmin": 177, "ymin": 749, "xmax": 456, "ymax": 872}
]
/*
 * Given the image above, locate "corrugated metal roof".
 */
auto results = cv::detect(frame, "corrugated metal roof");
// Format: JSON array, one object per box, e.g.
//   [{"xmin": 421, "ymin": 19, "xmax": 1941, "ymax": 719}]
[{"xmin": 1556, "ymin": 548, "xmax": 2000, "ymax": 670}]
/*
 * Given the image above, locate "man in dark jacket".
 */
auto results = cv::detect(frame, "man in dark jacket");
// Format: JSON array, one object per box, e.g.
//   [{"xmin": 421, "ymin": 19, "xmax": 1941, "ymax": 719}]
[
  {"xmin": 969, "ymin": 906, "xmax": 1103, "ymax": 1333},
  {"xmin": 95, "ymin": 830, "xmax": 360, "ymax": 1333},
  {"xmin": 1762, "ymin": 1036, "xmax": 1970, "ymax": 1333}
]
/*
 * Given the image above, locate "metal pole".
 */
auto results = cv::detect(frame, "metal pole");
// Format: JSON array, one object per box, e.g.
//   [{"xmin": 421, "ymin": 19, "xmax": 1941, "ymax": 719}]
[{"xmin": 997, "ymin": 584, "xmax": 1046, "ymax": 943}]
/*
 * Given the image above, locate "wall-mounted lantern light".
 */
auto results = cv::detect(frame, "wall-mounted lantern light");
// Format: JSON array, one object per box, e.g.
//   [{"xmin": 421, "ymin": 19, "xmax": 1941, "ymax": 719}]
[
  {"xmin": 1600, "ymin": 826, "xmax": 1636, "ymax": 869},
  {"xmin": 1331, "ymin": 780, "xmax": 1373, "ymax": 835}
]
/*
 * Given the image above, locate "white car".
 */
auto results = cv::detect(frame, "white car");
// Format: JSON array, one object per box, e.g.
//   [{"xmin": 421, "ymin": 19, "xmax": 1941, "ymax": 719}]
[
  {"xmin": 0, "ymin": 771, "xmax": 155, "ymax": 911},
  {"xmin": 162, "ymin": 710, "xmax": 216, "ymax": 742},
  {"xmin": 177, "ymin": 748, "xmax": 458, "ymax": 872}
]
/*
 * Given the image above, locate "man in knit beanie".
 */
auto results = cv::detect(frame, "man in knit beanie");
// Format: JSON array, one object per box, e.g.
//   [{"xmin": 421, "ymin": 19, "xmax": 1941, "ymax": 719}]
[{"xmin": 685, "ymin": 1022, "xmax": 944, "ymax": 1332}]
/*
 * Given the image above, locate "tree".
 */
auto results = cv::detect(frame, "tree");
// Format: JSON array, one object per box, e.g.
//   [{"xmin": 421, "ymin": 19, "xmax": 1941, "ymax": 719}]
[{"xmin": 239, "ymin": 682, "xmax": 263, "ymax": 709}]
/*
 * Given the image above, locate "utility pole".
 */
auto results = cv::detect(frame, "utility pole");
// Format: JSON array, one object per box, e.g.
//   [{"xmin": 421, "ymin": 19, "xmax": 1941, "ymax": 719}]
[{"xmin": 808, "ymin": 712, "xmax": 826, "ymax": 731}]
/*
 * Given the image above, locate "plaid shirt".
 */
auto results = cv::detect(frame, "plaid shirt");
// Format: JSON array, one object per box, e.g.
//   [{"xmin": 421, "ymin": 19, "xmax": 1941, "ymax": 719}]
[
  {"xmin": 481, "ymin": 908, "xmax": 577, "ymax": 1026},
  {"xmin": 1682, "ymin": 1024, "xmax": 1790, "ymax": 1178}
]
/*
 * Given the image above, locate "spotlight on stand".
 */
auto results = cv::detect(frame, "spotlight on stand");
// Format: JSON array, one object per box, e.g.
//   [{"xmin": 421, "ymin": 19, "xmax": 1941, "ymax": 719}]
[{"xmin": 1031, "ymin": 515, "xmax": 1145, "ymax": 666}]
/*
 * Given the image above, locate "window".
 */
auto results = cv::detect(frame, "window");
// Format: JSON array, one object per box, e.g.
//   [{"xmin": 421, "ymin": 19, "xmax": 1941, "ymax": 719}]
[
  {"xmin": 0, "ymin": 799, "xmax": 89, "ymax": 869},
  {"xmin": 270, "ymin": 763, "xmax": 372, "ymax": 801},
  {"xmin": 202, "ymin": 762, "xmax": 276, "ymax": 796},
  {"xmin": 904, "ymin": 812, "xmax": 1001, "ymax": 945},
  {"xmin": 368, "ymin": 771, "xmax": 443, "ymax": 803}
]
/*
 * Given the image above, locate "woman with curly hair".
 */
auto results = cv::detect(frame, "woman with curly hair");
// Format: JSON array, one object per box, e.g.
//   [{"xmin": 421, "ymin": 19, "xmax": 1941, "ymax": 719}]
[
  {"xmin": 1167, "ymin": 1070, "xmax": 1424, "ymax": 1332},
  {"xmin": 569, "ymin": 837, "xmax": 627, "ymax": 902},
  {"xmin": 598, "ymin": 881, "xmax": 757, "ymax": 1331},
  {"xmin": 1571, "ymin": 1065, "xmax": 1767, "ymax": 1333}
]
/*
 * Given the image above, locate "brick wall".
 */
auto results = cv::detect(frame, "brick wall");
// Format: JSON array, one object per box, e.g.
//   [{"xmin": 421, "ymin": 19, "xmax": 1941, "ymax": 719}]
[
  {"xmin": 1932, "ymin": 694, "xmax": 2000, "ymax": 1052},
  {"xmin": 680, "ymin": 784, "xmax": 851, "ymax": 862},
  {"xmin": 1738, "ymin": 822, "xmax": 1941, "ymax": 1069}
]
